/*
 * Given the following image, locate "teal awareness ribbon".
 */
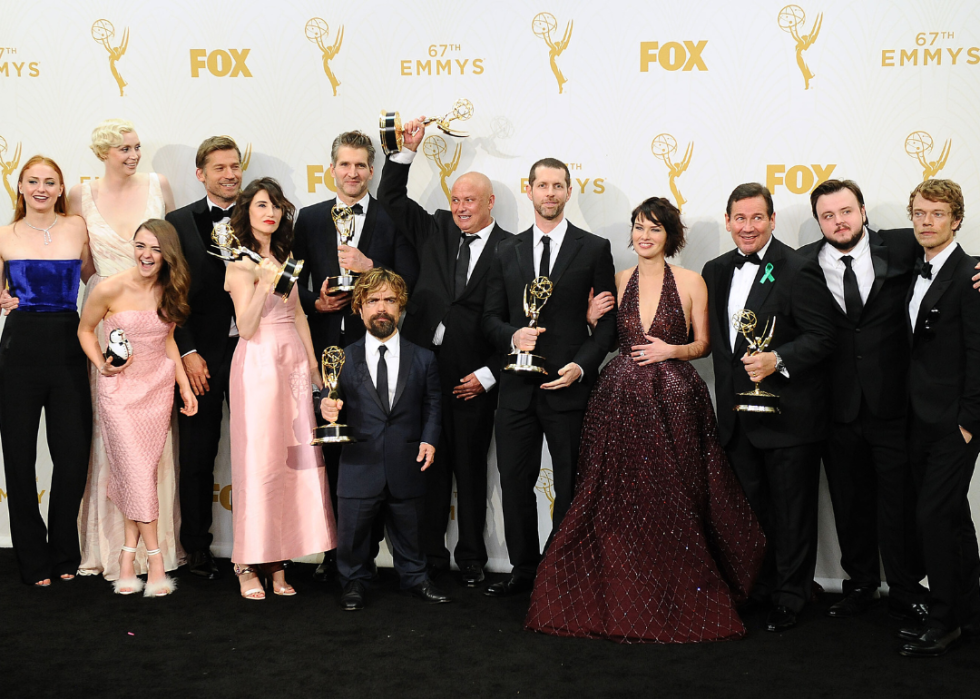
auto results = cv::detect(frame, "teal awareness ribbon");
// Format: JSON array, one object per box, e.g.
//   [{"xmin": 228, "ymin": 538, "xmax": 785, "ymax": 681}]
[{"xmin": 760, "ymin": 263, "xmax": 775, "ymax": 284}]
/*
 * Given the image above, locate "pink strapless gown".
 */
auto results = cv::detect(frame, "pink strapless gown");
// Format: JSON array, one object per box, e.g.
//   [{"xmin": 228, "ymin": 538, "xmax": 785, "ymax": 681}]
[
  {"xmin": 98, "ymin": 310, "xmax": 175, "ymax": 523},
  {"xmin": 230, "ymin": 285, "xmax": 337, "ymax": 564}
]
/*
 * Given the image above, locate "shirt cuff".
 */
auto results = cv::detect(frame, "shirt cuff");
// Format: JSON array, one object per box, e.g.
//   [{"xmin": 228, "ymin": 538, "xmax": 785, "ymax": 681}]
[
  {"xmin": 180, "ymin": 349, "xmax": 198, "ymax": 359},
  {"xmin": 473, "ymin": 366, "xmax": 496, "ymax": 391},
  {"xmin": 390, "ymin": 150, "xmax": 415, "ymax": 165},
  {"xmin": 573, "ymin": 363, "xmax": 585, "ymax": 382}
]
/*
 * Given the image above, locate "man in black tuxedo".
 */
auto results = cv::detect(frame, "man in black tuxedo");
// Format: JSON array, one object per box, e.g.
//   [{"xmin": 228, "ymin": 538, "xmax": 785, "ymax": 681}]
[
  {"xmin": 320, "ymin": 268, "xmax": 449, "ymax": 610},
  {"xmin": 798, "ymin": 179, "xmax": 928, "ymax": 622},
  {"xmin": 166, "ymin": 136, "xmax": 243, "ymax": 579},
  {"xmin": 899, "ymin": 179, "xmax": 980, "ymax": 657},
  {"xmin": 481, "ymin": 158, "xmax": 617, "ymax": 597},
  {"xmin": 377, "ymin": 116, "xmax": 512, "ymax": 587},
  {"xmin": 701, "ymin": 183, "xmax": 836, "ymax": 631},
  {"xmin": 292, "ymin": 130, "xmax": 419, "ymax": 582}
]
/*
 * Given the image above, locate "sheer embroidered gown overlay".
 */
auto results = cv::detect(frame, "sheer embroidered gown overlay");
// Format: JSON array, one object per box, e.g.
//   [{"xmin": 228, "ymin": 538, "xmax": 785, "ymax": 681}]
[{"xmin": 526, "ymin": 266, "xmax": 766, "ymax": 643}]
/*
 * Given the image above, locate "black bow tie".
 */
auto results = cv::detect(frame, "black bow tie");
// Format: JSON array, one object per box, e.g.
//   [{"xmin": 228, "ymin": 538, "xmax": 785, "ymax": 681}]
[
  {"xmin": 916, "ymin": 259, "xmax": 933, "ymax": 280},
  {"xmin": 210, "ymin": 205, "xmax": 233, "ymax": 222},
  {"xmin": 351, "ymin": 203, "xmax": 364, "ymax": 215},
  {"xmin": 733, "ymin": 253, "xmax": 762, "ymax": 269}
]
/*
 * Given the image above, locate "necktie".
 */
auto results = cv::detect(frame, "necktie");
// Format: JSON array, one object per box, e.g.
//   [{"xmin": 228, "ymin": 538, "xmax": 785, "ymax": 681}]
[
  {"xmin": 539, "ymin": 235, "xmax": 551, "ymax": 278},
  {"xmin": 841, "ymin": 255, "xmax": 863, "ymax": 322},
  {"xmin": 351, "ymin": 203, "xmax": 364, "ymax": 215},
  {"xmin": 210, "ymin": 205, "xmax": 233, "ymax": 222},
  {"xmin": 916, "ymin": 259, "xmax": 933, "ymax": 280},
  {"xmin": 733, "ymin": 253, "xmax": 762, "ymax": 269},
  {"xmin": 376, "ymin": 345, "xmax": 390, "ymax": 413},
  {"xmin": 454, "ymin": 234, "xmax": 477, "ymax": 299}
]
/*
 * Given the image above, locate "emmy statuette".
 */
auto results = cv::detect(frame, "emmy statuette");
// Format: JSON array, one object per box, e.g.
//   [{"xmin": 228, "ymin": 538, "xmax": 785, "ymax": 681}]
[
  {"xmin": 504, "ymin": 276, "xmax": 554, "ymax": 374},
  {"xmin": 379, "ymin": 99, "xmax": 475, "ymax": 156},
  {"xmin": 311, "ymin": 347, "xmax": 356, "ymax": 444},
  {"xmin": 209, "ymin": 222, "xmax": 304, "ymax": 301},
  {"xmin": 731, "ymin": 309, "xmax": 780, "ymax": 414}
]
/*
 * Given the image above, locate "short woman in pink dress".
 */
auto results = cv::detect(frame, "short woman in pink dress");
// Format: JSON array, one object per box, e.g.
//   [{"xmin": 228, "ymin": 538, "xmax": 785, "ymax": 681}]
[
  {"xmin": 225, "ymin": 177, "xmax": 336, "ymax": 600},
  {"xmin": 78, "ymin": 219, "xmax": 197, "ymax": 596}
]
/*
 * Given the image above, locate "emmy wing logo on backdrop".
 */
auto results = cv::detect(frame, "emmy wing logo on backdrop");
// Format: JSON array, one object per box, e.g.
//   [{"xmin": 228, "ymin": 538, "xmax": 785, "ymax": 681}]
[
  {"xmin": 241, "ymin": 143, "xmax": 252, "ymax": 172},
  {"xmin": 778, "ymin": 5, "xmax": 822, "ymax": 90},
  {"xmin": 651, "ymin": 134, "xmax": 693, "ymax": 212},
  {"xmin": 906, "ymin": 131, "xmax": 951, "ymax": 182},
  {"xmin": 0, "ymin": 135, "xmax": 22, "ymax": 207},
  {"xmin": 305, "ymin": 18, "xmax": 343, "ymax": 96},
  {"xmin": 424, "ymin": 135, "xmax": 461, "ymax": 205},
  {"xmin": 532, "ymin": 12, "xmax": 572, "ymax": 94},
  {"xmin": 91, "ymin": 19, "xmax": 128, "ymax": 96}
]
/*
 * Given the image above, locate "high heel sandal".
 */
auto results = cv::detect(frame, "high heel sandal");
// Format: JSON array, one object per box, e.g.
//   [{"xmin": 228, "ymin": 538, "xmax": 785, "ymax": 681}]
[
  {"xmin": 113, "ymin": 546, "xmax": 145, "ymax": 595},
  {"xmin": 143, "ymin": 548, "xmax": 177, "ymax": 598},
  {"xmin": 235, "ymin": 564, "xmax": 266, "ymax": 600},
  {"xmin": 264, "ymin": 562, "xmax": 296, "ymax": 597}
]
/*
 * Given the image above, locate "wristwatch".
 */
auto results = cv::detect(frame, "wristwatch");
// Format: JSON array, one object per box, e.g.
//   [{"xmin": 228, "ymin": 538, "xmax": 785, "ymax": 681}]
[{"xmin": 772, "ymin": 351, "xmax": 786, "ymax": 373}]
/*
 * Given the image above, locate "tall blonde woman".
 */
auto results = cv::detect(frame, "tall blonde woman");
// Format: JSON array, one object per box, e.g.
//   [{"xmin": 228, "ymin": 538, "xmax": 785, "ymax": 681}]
[{"xmin": 68, "ymin": 119, "xmax": 182, "ymax": 581}]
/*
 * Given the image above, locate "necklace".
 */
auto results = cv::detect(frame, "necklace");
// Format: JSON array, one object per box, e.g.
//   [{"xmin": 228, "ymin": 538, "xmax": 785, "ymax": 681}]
[{"xmin": 23, "ymin": 217, "xmax": 58, "ymax": 245}]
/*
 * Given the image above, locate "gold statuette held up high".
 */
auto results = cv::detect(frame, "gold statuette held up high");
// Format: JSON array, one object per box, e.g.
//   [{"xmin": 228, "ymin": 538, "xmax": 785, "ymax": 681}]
[
  {"xmin": 379, "ymin": 99, "xmax": 474, "ymax": 155},
  {"xmin": 209, "ymin": 222, "xmax": 304, "ymax": 302}
]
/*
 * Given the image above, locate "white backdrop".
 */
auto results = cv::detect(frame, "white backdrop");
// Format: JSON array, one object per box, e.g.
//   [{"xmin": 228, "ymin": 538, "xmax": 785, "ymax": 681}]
[{"xmin": 2, "ymin": 0, "xmax": 979, "ymax": 586}]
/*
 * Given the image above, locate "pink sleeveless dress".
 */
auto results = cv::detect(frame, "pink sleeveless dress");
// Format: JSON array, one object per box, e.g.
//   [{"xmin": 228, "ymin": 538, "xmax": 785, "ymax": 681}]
[
  {"xmin": 229, "ymin": 285, "xmax": 337, "ymax": 564},
  {"xmin": 97, "ymin": 311, "xmax": 175, "ymax": 522}
]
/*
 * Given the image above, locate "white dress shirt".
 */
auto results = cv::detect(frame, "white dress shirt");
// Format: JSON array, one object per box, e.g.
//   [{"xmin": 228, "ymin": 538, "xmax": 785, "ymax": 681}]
[
  {"xmin": 533, "ymin": 218, "xmax": 568, "ymax": 277},
  {"xmin": 817, "ymin": 227, "xmax": 874, "ymax": 313},
  {"xmin": 364, "ymin": 330, "xmax": 400, "ymax": 408},
  {"xmin": 728, "ymin": 236, "xmax": 774, "ymax": 350},
  {"xmin": 909, "ymin": 242, "xmax": 959, "ymax": 329}
]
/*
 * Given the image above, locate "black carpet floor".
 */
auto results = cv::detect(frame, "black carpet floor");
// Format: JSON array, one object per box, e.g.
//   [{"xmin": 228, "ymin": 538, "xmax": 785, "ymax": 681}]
[{"xmin": 1, "ymin": 549, "xmax": 976, "ymax": 699}]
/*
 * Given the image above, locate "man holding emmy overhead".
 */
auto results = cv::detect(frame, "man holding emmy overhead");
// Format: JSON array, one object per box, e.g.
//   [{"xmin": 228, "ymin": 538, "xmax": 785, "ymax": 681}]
[
  {"xmin": 481, "ymin": 158, "xmax": 616, "ymax": 597},
  {"xmin": 166, "ymin": 136, "xmax": 243, "ymax": 579},
  {"xmin": 293, "ymin": 130, "xmax": 418, "ymax": 582},
  {"xmin": 899, "ymin": 179, "xmax": 980, "ymax": 657},
  {"xmin": 377, "ymin": 117, "xmax": 512, "ymax": 588},
  {"xmin": 797, "ymin": 179, "xmax": 928, "ymax": 623},
  {"xmin": 701, "ymin": 183, "xmax": 836, "ymax": 631}
]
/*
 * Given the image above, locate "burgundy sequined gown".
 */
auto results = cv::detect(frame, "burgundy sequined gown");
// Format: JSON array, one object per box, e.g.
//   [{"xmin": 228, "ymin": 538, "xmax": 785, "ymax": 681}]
[{"xmin": 525, "ymin": 265, "xmax": 766, "ymax": 643}]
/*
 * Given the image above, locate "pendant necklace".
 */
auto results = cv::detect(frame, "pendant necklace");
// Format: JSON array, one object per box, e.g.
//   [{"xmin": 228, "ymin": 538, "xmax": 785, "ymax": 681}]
[{"xmin": 23, "ymin": 217, "xmax": 58, "ymax": 245}]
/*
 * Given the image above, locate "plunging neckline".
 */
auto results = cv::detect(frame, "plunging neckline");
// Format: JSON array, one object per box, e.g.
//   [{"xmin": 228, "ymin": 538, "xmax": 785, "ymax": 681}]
[
  {"xmin": 634, "ymin": 265, "xmax": 666, "ymax": 335},
  {"xmin": 88, "ymin": 177, "xmax": 152, "ymax": 243}
]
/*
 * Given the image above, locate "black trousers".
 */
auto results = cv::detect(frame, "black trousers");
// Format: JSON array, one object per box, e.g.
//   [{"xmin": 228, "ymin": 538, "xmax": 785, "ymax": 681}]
[
  {"xmin": 423, "ymin": 390, "xmax": 495, "ymax": 568},
  {"xmin": 0, "ymin": 311, "xmax": 92, "ymax": 584},
  {"xmin": 176, "ymin": 336, "xmax": 237, "ymax": 554},
  {"xmin": 726, "ymin": 419, "xmax": 821, "ymax": 613},
  {"xmin": 823, "ymin": 403, "xmax": 926, "ymax": 603},
  {"xmin": 337, "ymin": 487, "xmax": 426, "ymax": 589},
  {"xmin": 495, "ymin": 394, "xmax": 584, "ymax": 579},
  {"xmin": 908, "ymin": 420, "xmax": 980, "ymax": 630}
]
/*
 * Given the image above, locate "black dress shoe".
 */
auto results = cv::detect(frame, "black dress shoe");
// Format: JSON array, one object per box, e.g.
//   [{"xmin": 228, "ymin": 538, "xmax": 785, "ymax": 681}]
[
  {"xmin": 409, "ymin": 580, "xmax": 451, "ymax": 604},
  {"xmin": 313, "ymin": 553, "xmax": 337, "ymax": 583},
  {"xmin": 765, "ymin": 606, "xmax": 798, "ymax": 632},
  {"xmin": 187, "ymin": 550, "xmax": 221, "ymax": 580},
  {"xmin": 340, "ymin": 581, "xmax": 366, "ymax": 611},
  {"xmin": 897, "ymin": 623, "xmax": 926, "ymax": 641},
  {"xmin": 483, "ymin": 574, "xmax": 534, "ymax": 597},
  {"xmin": 899, "ymin": 626, "xmax": 961, "ymax": 657},
  {"xmin": 826, "ymin": 586, "xmax": 879, "ymax": 618},
  {"xmin": 888, "ymin": 600, "xmax": 929, "ymax": 624},
  {"xmin": 459, "ymin": 563, "xmax": 485, "ymax": 587}
]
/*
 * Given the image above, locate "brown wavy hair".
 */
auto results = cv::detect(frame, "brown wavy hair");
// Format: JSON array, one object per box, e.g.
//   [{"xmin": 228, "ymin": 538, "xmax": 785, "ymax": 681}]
[
  {"xmin": 630, "ymin": 197, "xmax": 687, "ymax": 258},
  {"xmin": 134, "ymin": 219, "xmax": 191, "ymax": 326},
  {"xmin": 351, "ymin": 267, "xmax": 409, "ymax": 314},
  {"xmin": 229, "ymin": 177, "xmax": 295, "ymax": 264},
  {"xmin": 908, "ymin": 179, "xmax": 965, "ymax": 233},
  {"xmin": 12, "ymin": 155, "xmax": 68, "ymax": 222}
]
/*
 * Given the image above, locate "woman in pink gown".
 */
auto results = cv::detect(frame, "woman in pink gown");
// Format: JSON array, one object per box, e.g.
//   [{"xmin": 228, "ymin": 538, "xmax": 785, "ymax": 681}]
[
  {"xmin": 78, "ymin": 219, "xmax": 197, "ymax": 596},
  {"xmin": 224, "ymin": 177, "xmax": 336, "ymax": 600}
]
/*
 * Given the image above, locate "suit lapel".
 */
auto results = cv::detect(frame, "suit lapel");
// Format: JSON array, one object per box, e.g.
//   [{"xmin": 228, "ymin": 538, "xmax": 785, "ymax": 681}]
[
  {"xmin": 321, "ymin": 198, "xmax": 341, "ymax": 278},
  {"xmin": 192, "ymin": 197, "xmax": 213, "ymax": 249},
  {"xmin": 715, "ymin": 251, "xmax": 736, "ymax": 358},
  {"xmin": 549, "ymin": 224, "xmax": 583, "ymax": 286},
  {"xmin": 357, "ymin": 196, "xmax": 378, "ymax": 259},
  {"xmin": 391, "ymin": 336, "xmax": 414, "ymax": 410},
  {"xmin": 514, "ymin": 229, "xmax": 535, "ymax": 284},
  {"xmin": 460, "ymin": 223, "xmax": 504, "ymax": 300},
  {"xmin": 351, "ymin": 341, "xmax": 385, "ymax": 413},
  {"xmin": 866, "ymin": 229, "xmax": 889, "ymax": 310}
]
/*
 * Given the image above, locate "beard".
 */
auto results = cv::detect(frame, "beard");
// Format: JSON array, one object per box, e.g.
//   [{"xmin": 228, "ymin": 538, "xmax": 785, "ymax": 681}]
[
  {"xmin": 534, "ymin": 199, "xmax": 566, "ymax": 221},
  {"xmin": 826, "ymin": 225, "xmax": 865, "ymax": 251},
  {"xmin": 367, "ymin": 313, "xmax": 396, "ymax": 339}
]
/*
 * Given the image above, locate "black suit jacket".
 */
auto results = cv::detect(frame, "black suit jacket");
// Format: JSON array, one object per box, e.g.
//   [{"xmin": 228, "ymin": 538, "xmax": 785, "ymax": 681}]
[
  {"xmin": 335, "ymin": 334, "xmax": 441, "ymax": 499},
  {"xmin": 702, "ymin": 236, "xmax": 837, "ymax": 448},
  {"xmin": 292, "ymin": 195, "xmax": 419, "ymax": 355},
  {"xmin": 166, "ymin": 197, "xmax": 236, "ymax": 362},
  {"xmin": 377, "ymin": 159, "xmax": 512, "ymax": 397},
  {"xmin": 797, "ymin": 228, "xmax": 919, "ymax": 423},
  {"xmin": 482, "ymin": 223, "xmax": 617, "ymax": 412},
  {"xmin": 906, "ymin": 244, "xmax": 980, "ymax": 437}
]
